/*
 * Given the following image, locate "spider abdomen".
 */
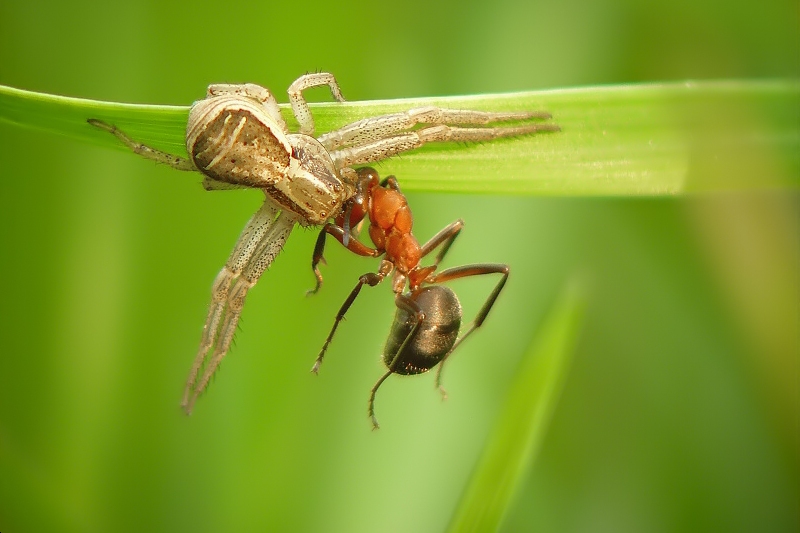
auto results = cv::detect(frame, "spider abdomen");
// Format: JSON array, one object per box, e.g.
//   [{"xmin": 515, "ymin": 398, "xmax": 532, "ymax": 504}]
[{"xmin": 188, "ymin": 97, "xmax": 291, "ymax": 187}]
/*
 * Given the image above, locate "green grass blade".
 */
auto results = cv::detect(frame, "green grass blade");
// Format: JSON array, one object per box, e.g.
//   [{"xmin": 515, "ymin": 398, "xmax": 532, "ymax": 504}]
[
  {"xmin": 446, "ymin": 277, "xmax": 587, "ymax": 533},
  {"xmin": 1, "ymin": 80, "xmax": 797, "ymax": 195},
  {"xmin": 0, "ymin": 84, "xmax": 190, "ymax": 154}
]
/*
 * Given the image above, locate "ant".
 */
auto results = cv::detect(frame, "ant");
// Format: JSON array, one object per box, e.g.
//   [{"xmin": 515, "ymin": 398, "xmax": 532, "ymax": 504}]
[{"xmin": 309, "ymin": 167, "xmax": 509, "ymax": 429}]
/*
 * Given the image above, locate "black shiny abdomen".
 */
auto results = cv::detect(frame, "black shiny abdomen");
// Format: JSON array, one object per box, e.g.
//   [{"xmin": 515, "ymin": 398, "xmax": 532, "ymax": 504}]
[{"xmin": 383, "ymin": 286, "xmax": 462, "ymax": 375}]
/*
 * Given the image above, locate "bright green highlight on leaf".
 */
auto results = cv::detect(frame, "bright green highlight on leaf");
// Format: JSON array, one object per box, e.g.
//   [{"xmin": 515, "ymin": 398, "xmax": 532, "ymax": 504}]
[
  {"xmin": 446, "ymin": 277, "xmax": 587, "ymax": 533},
  {"xmin": 0, "ymin": 80, "xmax": 797, "ymax": 195}
]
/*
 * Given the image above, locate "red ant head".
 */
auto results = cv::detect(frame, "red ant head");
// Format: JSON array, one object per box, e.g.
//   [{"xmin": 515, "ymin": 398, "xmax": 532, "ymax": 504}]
[{"xmin": 336, "ymin": 167, "xmax": 380, "ymax": 231}]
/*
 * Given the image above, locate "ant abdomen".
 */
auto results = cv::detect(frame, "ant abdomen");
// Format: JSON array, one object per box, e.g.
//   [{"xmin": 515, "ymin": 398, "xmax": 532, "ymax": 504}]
[{"xmin": 384, "ymin": 286, "xmax": 462, "ymax": 375}]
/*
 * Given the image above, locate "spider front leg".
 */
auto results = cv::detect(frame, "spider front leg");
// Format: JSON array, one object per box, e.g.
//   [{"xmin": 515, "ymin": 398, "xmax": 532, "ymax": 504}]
[
  {"xmin": 87, "ymin": 119, "xmax": 197, "ymax": 171},
  {"xmin": 330, "ymin": 120, "xmax": 560, "ymax": 168},
  {"xmin": 318, "ymin": 106, "xmax": 553, "ymax": 151},
  {"xmin": 182, "ymin": 198, "xmax": 296, "ymax": 414},
  {"xmin": 287, "ymin": 72, "xmax": 346, "ymax": 135}
]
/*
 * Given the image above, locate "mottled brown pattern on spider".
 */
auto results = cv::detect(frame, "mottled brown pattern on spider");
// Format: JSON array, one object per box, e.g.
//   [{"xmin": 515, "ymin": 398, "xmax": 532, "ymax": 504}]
[{"xmin": 192, "ymin": 108, "xmax": 290, "ymax": 188}]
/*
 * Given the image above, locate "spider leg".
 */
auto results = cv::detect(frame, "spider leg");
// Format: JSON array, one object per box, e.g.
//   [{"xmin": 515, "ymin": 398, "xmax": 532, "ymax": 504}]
[
  {"xmin": 182, "ymin": 198, "xmax": 296, "ymax": 414},
  {"xmin": 329, "ymin": 121, "xmax": 559, "ymax": 168},
  {"xmin": 287, "ymin": 72, "xmax": 346, "ymax": 135},
  {"xmin": 318, "ymin": 105, "xmax": 554, "ymax": 151},
  {"xmin": 87, "ymin": 119, "xmax": 196, "ymax": 171}
]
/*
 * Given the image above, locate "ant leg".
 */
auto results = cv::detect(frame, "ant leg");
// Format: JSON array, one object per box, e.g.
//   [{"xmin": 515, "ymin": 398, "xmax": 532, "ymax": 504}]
[
  {"xmin": 419, "ymin": 219, "xmax": 465, "ymax": 267},
  {"xmin": 368, "ymin": 370, "xmax": 392, "ymax": 430},
  {"xmin": 308, "ymin": 229, "xmax": 329, "ymax": 295},
  {"xmin": 87, "ymin": 119, "xmax": 196, "ymax": 171},
  {"xmin": 427, "ymin": 264, "xmax": 510, "ymax": 398},
  {"xmin": 307, "ymin": 224, "xmax": 381, "ymax": 295},
  {"xmin": 329, "ymin": 121, "xmax": 560, "ymax": 168},
  {"xmin": 383, "ymin": 294, "xmax": 425, "ymax": 373},
  {"xmin": 312, "ymin": 260, "xmax": 393, "ymax": 373},
  {"xmin": 182, "ymin": 200, "xmax": 296, "ymax": 414},
  {"xmin": 287, "ymin": 73, "xmax": 346, "ymax": 135},
  {"xmin": 369, "ymin": 294, "xmax": 424, "ymax": 429},
  {"xmin": 318, "ymin": 106, "xmax": 554, "ymax": 151}
]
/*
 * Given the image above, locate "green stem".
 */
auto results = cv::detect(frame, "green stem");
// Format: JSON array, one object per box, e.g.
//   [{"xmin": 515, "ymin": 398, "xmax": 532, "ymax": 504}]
[{"xmin": 1, "ymin": 80, "xmax": 797, "ymax": 195}]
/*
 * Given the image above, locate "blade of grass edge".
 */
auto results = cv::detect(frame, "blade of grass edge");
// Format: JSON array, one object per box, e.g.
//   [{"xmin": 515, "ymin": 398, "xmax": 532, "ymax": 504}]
[
  {"xmin": 0, "ymin": 81, "xmax": 797, "ymax": 195},
  {"xmin": 446, "ymin": 276, "xmax": 587, "ymax": 533}
]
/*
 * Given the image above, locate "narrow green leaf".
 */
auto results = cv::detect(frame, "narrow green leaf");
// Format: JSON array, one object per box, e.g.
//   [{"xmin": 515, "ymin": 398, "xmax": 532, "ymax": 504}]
[
  {"xmin": 0, "ymin": 81, "xmax": 796, "ymax": 195},
  {"xmin": 0, "ymin": 84, "xmax": 190, "ymax": 154},
  {"xmin": 446, "ymin": 277, "xmax": 587, "ymax": 533}
]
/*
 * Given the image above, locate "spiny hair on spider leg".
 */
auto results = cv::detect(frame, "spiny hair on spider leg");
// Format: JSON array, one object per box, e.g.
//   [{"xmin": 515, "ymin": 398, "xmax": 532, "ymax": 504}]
[{"xmin": 208, "ymin": 367, "xmax": 221, "ymax": 388}]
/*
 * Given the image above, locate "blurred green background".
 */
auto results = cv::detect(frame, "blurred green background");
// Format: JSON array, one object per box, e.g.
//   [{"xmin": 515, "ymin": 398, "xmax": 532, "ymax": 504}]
[{"xmin": 0, "ymin": 1, "xmax": 797, "ymax": 532}]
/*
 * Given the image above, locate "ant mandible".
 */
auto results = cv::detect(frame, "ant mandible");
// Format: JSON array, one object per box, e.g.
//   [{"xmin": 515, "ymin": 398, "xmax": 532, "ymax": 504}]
[{"xmin": 309, "ymin": 167, "xmax": 509, "ymax": 429}]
